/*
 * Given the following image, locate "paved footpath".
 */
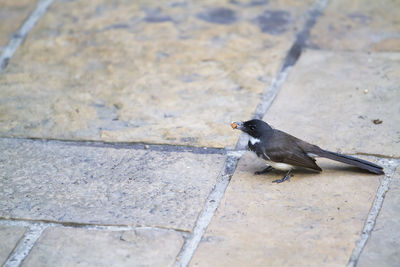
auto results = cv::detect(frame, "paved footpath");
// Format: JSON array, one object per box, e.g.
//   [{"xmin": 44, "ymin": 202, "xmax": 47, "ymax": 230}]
[{"xmin": 0, "ymin": 0, "xmax": 399, "ymax": 266}]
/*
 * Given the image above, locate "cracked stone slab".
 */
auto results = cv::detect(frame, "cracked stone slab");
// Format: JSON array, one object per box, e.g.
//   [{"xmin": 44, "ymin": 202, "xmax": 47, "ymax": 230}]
[
  {"xmin": 0, "ymin": 225, "xmax": 27, "ymax": 266},
  {"xmin": 191, "ymin": 152, "xmax": 381, "ymax": 266},
  {"xmin": 0, "ymin": 138, "xmax": 225, "ymax": 231},
  {"xmin": 261, "ymin": 50, "xmax": 400, "ymax": 157},
  {"xmin": 309, "ymin": 0, "xmax": 400, "ymax": 51},
  {"xmin": 358, "ymin": 165, "xmax": 400, "ymax": 267},
  {"xmin": 0, "ymin": 0, "xmax": 37, "ymax": 53},
  {"xmin": 0, "ymin": 0, "xmax": 313, "ymax": 148},
  {"xmin": 22, "ymin": 226, "xmax": 183, "ymax": 267}
]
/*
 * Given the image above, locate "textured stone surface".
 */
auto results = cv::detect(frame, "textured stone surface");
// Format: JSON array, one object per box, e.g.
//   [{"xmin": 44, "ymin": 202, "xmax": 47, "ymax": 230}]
[
  {"xmin": 310, "ymin": 0, "xmax": 400, "ymax": 51},
  {"xmin": 191, "ymin": 152, "xmax": 381, "ymax": 266},
  {"xmin": 263, "ymin": 50, "xmax": 400, "ymax": 157},
  {"xmin": 358, "ymin": 166, "xmax": 400, "ymax": 267},
  {"xmin": 0, "ymin": 0, "xmax": 37, "ymax": 53},
  {"xmin": 0, "ymin": 0, "xmax": 313, "ymax": 148},
  {"xmin": 23, "ymin": 227, "xmax": 183, "ymax": 267},
  {"xmin": 0, "ymin": 225, "xmax": 26, "ymax": 266},
  {"xmin": 0, "ymin": 138, "xmax": 225, "ymax": 231}
]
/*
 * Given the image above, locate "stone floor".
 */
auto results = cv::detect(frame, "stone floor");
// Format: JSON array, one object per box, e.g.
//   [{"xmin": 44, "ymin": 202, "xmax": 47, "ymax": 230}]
[{"xmin": 0, "ymin": 0, "xmax": 399, "ymax": 266}]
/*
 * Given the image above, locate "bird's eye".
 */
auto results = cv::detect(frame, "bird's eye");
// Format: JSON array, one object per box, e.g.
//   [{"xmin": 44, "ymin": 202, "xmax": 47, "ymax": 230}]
[{"xmin": 250, "ymin": 126, "xmax": 255, "ymax": 131}]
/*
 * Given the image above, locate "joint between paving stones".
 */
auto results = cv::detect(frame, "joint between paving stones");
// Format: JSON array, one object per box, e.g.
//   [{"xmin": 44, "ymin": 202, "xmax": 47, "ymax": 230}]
[
  {"xmin": 347, "ymin": 159, "xmax": 400, "ymax": 267},
  {"xmin": 282, "ymin": 0, "xmax": 328, "ymax": 70},
  {"xmin": 174, "ymin": 155, "xmax": 240, "ymax": 267},
  {"xmin": 0, "ymin": 0, "xmax": 54, "ymax": 73},
  {"xmin": 252, "ymin": 0, "xmax": 328, "ymax": 120},
  {"xmin": 0, "ymin": 137, "xmax": 226, "ymax": 155},
  {"xmin": 0, "ymin": 218, "xmax": 191, "ymax": 234},
  {"xmin": 3, "ymin": 223, "xmax": 47, "ymax": 267}
]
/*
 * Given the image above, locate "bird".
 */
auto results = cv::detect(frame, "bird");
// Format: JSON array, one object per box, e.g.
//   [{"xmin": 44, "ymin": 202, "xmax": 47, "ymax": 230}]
[{"xmin": 231, "ymin": 119, "xmax": 384, "ymax": 183}]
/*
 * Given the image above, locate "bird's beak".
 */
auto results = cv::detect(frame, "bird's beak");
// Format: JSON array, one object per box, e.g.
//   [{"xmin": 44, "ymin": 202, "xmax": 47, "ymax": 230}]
[{"xmin": 231, "ymin": 121, "xmax": 243, "ymax": 130}]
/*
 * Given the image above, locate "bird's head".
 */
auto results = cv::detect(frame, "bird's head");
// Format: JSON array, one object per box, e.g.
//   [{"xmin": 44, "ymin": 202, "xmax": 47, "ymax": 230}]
[{"xmin": 231, "ymin": 119, "xmax": 272, "ymax": 138}]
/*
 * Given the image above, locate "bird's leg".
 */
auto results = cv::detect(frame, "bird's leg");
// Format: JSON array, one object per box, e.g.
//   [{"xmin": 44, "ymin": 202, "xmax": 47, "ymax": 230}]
[
  {"xmin": 254, "ymin": 166, "xmax": 273, "ymax": 175},
  {"xmin": 272, "ymin": 170, "xmax": 292, "ymax": 183}
]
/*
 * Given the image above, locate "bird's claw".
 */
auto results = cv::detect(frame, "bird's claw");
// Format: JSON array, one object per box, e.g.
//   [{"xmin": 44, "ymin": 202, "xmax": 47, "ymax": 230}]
[{"xmin": 272, "ymin": 173, "xmax": 292, "ymax": 183}]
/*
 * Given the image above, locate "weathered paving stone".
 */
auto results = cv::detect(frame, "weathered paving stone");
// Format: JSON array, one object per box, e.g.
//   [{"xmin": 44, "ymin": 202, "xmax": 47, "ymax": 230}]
[
  {"xmin": 0, "ymin": 138, "xmax": 225, "ymax": 231},
  {"xmin": 22, "ymin": 226, "xmax": 183, "ymax": 267},
  {"xmin": 0, "ymin": 0, "xmax": 37, "ymax": 53},
  {"xmin": 0, "ymin": 0, "xmax": 313, "ymax": 148},
  {"xmin": 358, "ymin": 166, "xmax": 400, "ymax": 267},
  {"xmin": 191, "ymin": 152, "xmax": 381, "ymax": 266},
  {"xmin": 261, "ymin": 50, "xmax": 400, "ymax": 157},
  {"xmin": 310, "ymin": 0, "xmax": 400, "ymax": 51},
  {"xmin": 0, "ymin": 225, "xmax": 27, "ymax": 266}
]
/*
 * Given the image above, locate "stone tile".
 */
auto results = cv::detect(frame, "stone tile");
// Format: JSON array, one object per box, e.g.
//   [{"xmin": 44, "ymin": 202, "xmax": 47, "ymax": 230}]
[
  {"xmin": 358, "ymin": 166, "xmax": 400, "ymax": 267},
  {"xmin": 0, "ymin": 0, "xmax": 313, "ymax": 148},
  {"xmin": 0, "ymin": 225, "xmax": 27, "ymax": 266},
  {"xmin": 0, "ymin": 138, "xmax": 225, "ymax": 231},
  {"xmin": 262, "ymin": 50, "xmax": 400, "ymax": 157},
  {"xmin": 0, "ymin": 0, "xmax": 37, "ymax": 53},
  {"xmin": 22, "ymin": 226, "xmax": 183, "ymax": 267},
  {"xmin": 191, "ymin": 152, "xmax": 381, "ymax": 266},
  {"xmin": 310, "ymin": 0, "xmax": 400, "ymax": 51}
]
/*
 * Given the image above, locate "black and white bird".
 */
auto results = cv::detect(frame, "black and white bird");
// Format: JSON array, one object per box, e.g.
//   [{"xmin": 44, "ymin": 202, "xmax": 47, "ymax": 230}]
[{"xmin": 231, "ymin": 119, "xmax": 384, "ymax": 183}]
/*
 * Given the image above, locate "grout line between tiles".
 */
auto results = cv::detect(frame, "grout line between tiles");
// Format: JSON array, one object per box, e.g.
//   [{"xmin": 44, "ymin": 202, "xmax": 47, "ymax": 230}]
[
  {"xmin": 174, "ymin": 155, "xmax": 239, "ymax": 267},
  {"xmin": 0, "ymin": 0, "xmax": 54, "ymax": 72},
  {"xmin": 3, "ymin": 223, "xmax": 47, "ymax": 267},
  {"xmin": 252, "ymin": 0, "xmax": 328, "ymax": 120},
  {"xmin": 0, "ymin": 136, "xmax": 226, "ymax": 155},
  {"xmin": 0, "ymin": 218, "xmax": 190, "ymax": 234},
  {"xmin": 347, "ymin": 159, "xmax": 400, "ymax": 267}
]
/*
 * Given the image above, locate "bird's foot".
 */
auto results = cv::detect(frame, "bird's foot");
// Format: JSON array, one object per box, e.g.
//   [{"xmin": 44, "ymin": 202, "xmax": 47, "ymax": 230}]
[
  {"xmin": 272, "ymin": 170, "xmax": 292, "ymax": 183},
  {"xmin": 254, "ymin": 166, "xmax": 273, "ymax": 175},
  {"xmin": 272, "ymin": 175, "xmax": 291, "ymax": 183}
]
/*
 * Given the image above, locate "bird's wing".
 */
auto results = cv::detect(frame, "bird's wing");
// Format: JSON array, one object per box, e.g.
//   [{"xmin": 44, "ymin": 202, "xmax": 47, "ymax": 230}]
[
  {"xmin": 269, "ymin": 150, "xmax": 322, "ymax": 171},
  {"xmin": 264, "ymin": 130, "xmax": 322, "ymax": 171}
]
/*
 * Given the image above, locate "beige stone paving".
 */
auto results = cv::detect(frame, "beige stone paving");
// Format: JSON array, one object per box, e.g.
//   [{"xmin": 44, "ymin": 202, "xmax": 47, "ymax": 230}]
[
  {"xmin": 0, "ymin": 225, "xmax": 27, "ymax": 266},
  {"xmin": 0, "ymin": 0, "xmax": 314, "ymax": 148},
  {"xmin": 1, "ymin": 0, "xmax": 399, "ymax": 266},
  {"xmin": 191, "ymin": 152, "xmax": 381, "ymax": 266},
  {"xmin": 310, "ymin": 0, "xmax": 400, "ymax": 51},
  {"xmin": 22, "ymin": 227, "xmax": 183, "ymax": 267},
  {"xmin": 263, "ymin": 50, "xmax": 400, "ymax": 157},
  {"xmin": 0, "ymin": 0, "xmax": 37, "ymax": 53}
]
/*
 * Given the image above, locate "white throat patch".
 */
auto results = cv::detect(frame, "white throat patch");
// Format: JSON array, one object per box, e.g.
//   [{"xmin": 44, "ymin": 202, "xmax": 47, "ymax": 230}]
[{"xmin": 249, "ymin": 136, "xmax": 260, "ymax": 145}]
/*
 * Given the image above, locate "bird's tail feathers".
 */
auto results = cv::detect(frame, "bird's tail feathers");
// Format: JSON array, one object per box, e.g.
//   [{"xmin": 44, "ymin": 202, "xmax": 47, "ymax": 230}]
[{"xmin": 311, "ymin": 149, "xmax": 384, "ymax": 175}]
